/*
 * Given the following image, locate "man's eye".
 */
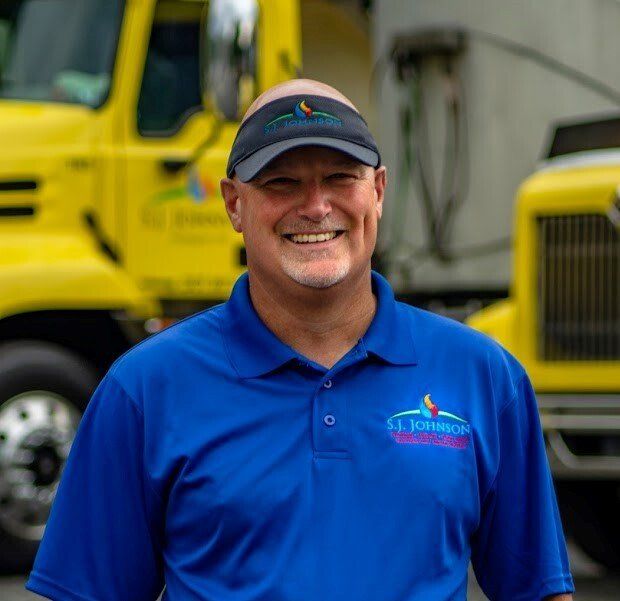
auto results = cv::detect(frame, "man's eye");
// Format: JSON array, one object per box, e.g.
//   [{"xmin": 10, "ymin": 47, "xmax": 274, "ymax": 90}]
[
  {"xmin": 265, "ymin": 177, "xmax": 296, "ymax": 185},
  {"xmin": 328, "ymin": 172, "xmax": 356, "ymax": 180}
]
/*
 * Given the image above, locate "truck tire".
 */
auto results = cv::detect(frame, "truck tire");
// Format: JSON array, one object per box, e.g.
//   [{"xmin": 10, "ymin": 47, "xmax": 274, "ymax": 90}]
[
  {"xmin": 0, "ymin": 341, "xmax": 99, "ymax": 574},
  {"xmin": 556, "ymin": 480, "xmax": 620, "ymax": 572}
]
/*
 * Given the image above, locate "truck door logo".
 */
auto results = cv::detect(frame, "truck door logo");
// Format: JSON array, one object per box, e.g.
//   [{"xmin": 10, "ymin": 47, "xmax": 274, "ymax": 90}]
[{"xmin": 148, "ymin": 170, "xmax": 216, "ymax": 206}]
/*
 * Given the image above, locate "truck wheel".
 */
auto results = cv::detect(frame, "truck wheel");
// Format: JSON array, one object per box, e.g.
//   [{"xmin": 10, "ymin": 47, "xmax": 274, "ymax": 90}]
[
  {"xmin": 0, "ymin": 341, "xmax": 99, "ymax": 574},
  {"xmin": 556, "ymin": 481, "xmax": 620, "ymax": 572}
]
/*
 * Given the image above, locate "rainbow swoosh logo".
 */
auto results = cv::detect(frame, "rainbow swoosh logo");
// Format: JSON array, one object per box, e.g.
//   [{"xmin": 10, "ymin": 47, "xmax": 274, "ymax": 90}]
[
  {"xmin": 389, "ymin": 394, "xmax": 467, "ymax": 422},
  {"xmin": 147, "ymin": 169, "xmax": 216, "ymax": 205},
  {"xmin": 420, "ymin": 393, "xmax": 439, "ymax": 418},
  {"xmin": 294, "ymin": 100, "xmax": 313, "ymax": 119}
]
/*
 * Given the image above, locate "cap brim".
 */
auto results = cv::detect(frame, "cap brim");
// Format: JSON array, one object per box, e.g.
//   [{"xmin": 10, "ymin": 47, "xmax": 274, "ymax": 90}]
[{"xmin": 233, "ymin": 136, "xmax": 380, "ymax": 182}]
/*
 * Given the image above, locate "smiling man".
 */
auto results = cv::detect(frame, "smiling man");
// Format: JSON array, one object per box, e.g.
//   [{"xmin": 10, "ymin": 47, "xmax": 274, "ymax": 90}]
[{"xmin": 27, "ymin": 79, "xmax": 575, "ymax": 601}]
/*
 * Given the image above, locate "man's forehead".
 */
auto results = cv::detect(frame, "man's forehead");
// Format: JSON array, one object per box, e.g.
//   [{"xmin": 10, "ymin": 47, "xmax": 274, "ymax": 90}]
[{"xmin": 241, "ymin": 79, "xmax": 357, "ymax": 124}]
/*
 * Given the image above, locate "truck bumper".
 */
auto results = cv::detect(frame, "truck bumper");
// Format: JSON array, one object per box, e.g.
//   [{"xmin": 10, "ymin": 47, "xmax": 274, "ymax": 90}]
[
  {"xmin": 538, "ymin": 394, "xmax": 620, "ymax": 479},
  {"xmin": 111, "ymin": 310, "xmax": 153, "ymax": 346}
]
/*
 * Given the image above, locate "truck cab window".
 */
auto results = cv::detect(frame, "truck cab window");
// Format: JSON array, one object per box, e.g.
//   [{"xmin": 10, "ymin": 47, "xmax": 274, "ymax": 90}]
[
  {"xmin": 0, "ymin": 0, "xmax": 123, "ymax": 107},
  {"xmin": 137, "ymin": 1, "xmax": 203, "ymax": 136}
]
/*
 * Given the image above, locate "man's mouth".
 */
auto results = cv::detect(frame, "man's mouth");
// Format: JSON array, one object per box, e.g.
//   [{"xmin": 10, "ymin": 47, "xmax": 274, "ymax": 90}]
[{"xmin": 282, "ymin": 230, "xmax": 345, "ymax": 244}]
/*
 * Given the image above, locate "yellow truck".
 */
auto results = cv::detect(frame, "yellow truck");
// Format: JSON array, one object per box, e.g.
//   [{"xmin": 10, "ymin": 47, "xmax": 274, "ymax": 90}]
[
  {"xmin": 468, "ymin": 116, "xmax": 620, "ymax": 570},
  {"xmin": 0, "ymin": 0, "xmax": 374, "ymax": 570}
]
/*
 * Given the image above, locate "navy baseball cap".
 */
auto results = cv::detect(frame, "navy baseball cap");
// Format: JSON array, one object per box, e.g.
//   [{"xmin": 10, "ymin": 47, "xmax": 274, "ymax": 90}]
[{"xmin": 226, "ymin": 94, "xmax": 381, "ymax": 182}]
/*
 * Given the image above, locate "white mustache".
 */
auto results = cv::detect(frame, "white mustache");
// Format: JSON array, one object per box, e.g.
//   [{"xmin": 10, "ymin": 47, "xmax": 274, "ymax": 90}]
[{"xmin": 280, "ymin": 221, "xmax": 347, "ymax": 235}]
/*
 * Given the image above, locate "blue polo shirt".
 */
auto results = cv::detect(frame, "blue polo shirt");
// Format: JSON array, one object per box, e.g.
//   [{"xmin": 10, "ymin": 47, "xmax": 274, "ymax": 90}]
[{"xmin": 27, "ymin": 271, "xmax": 575, "ymax": 601}]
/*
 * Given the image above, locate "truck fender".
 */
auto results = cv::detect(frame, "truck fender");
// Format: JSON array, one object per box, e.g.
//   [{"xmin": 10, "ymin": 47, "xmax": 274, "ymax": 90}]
[{"xmin": 0, "ymin": 233, "xmax": 159, "ymax": 320}]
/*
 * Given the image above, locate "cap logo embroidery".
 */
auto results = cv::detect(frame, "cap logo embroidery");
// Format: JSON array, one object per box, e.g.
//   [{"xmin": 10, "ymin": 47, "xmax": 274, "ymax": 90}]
[
  {"xmin": 294, "ymin": 100, "xmax": 313, "ymax": 119},
  {"xmin": 387, "ymin": 394, "xmax": 471, "ymax": 450},
  {"xmin": 263, "ymin": 100, "xmax": 343, "ymax": 134}
]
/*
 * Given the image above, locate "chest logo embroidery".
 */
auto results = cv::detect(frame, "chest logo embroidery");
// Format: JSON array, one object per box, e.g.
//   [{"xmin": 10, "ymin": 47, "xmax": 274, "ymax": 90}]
[{"xmin": 387, "ymin": 394, "xmax": 471, "ymax": 450}]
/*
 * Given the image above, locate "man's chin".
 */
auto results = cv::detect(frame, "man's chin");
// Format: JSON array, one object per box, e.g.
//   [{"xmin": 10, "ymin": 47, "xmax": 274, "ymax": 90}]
[{"xmin": 282, "ymin": 262, "xmax": 350, "ymax": 289}]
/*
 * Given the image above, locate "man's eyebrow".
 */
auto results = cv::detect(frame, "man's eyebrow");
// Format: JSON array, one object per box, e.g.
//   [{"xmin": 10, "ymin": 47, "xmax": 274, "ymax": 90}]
[
  {"xmin": 327, "ymin": 158, "xmax": 365, "ymax": 169},
  {"xmin": 254, "ymin": 165, "xmax": 288, "ymax": 178}
]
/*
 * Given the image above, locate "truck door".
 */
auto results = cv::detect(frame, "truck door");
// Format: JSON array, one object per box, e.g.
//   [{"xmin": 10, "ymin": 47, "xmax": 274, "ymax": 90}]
[{"xmin": 120, "ymin": 0, "xmax": 247, "ymax": 309}]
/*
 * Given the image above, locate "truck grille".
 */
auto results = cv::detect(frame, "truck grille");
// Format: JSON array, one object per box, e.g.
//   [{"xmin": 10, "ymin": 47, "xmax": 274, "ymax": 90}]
[{"xmin": 538, "ymin": 214, "xmax": 620, "ymax": 360}]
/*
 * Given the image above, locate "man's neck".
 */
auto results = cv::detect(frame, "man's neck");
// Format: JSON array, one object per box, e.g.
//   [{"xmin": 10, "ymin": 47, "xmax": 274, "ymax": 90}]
[{"xmin": 248, "ymin": 270, "xmax": 376, "ymax": 369}]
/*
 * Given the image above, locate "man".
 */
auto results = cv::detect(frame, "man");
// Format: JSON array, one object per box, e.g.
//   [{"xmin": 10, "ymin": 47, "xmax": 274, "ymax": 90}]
[{"xmin": 27, "ymin": 79, "xmax": 575, "ymax": 600}]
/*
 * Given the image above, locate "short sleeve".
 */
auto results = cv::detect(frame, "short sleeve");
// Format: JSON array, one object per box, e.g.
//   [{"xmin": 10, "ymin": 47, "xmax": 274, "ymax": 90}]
[
  {"xmin": 471, "ymin": 374, "xmax": 575, "ymax": 600},
  {"xmin": 26, "ymin": 372, "xmax": 165, "ymax": 601}
]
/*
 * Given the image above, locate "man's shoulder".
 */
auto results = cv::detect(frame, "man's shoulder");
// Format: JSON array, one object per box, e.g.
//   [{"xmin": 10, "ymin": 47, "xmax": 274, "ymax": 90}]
[
  {"xmin": 396, "ymin": 301, "xmax": 526, "ymax": 398},
  {"xmin": 395, "ymin": 299, "xmax": 500, "ymax": 350},
  {"xmin": 109, "ymin": 303, "xmax": 228, "ymax": 389}
]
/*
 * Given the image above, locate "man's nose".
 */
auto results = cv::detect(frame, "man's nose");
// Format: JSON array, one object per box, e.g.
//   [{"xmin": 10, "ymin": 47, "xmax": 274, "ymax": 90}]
[{"xmin": 296, "ymin": 181, "xmax": 332, "ymax": 221}]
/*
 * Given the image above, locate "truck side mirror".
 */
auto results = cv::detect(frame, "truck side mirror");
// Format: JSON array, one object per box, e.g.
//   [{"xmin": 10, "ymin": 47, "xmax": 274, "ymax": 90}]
[{"xmin": 201, "ymin": 0, "xmax": 258, "ymax": 122}]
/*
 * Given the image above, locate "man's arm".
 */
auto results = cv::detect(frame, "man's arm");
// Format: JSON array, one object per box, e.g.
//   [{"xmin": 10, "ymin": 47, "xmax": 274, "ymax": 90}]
[
  {"xmin": 470, "ymin": 374, "xmax": 575, "ymax": 599},
  {"xmin": 25, "ymin": 373, "xmax": 165, "ymax": 600}
]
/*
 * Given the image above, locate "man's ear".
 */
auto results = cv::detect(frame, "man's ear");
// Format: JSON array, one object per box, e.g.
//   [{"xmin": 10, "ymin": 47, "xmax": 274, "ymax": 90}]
[
  {"xmin": 220, "ymin": 178, "xmax": 243, "ymax": 233},
  {"xmin": 374, "ymin": 166, "xmax": 387, "ymax": 220}
]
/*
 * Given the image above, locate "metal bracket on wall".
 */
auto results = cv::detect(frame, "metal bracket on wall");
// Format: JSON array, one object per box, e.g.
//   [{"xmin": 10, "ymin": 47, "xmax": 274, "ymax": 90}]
[{"xmin": 391, "ymin": 27, "xmax": 466, "ymax": 81}]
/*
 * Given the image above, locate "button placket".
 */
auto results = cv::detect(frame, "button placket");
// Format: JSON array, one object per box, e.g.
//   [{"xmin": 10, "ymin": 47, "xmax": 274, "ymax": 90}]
[{"xmin": 312, "ymin": 371, "xmax": 350, "ymax": 456}]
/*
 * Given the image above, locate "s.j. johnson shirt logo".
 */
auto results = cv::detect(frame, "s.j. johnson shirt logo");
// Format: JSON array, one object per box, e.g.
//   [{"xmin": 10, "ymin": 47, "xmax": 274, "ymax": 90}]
[{"xmin": 387, "ymin": 394, "xmax": 471, "ymax": 450}]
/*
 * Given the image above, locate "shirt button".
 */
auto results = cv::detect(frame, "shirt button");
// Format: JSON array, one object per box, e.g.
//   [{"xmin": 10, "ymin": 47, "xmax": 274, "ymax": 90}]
[
  {"xmin": 323, "ymin": 414, "xmax": 336, "ymax": 426},
  {"xmin": 323, "ymin": 379, "xmax": 333, "ymax": 389}
]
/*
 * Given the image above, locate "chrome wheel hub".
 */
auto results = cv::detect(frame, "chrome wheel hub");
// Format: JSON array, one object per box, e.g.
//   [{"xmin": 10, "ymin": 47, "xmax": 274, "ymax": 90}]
[{"xmin": 0, "ymin": 391, "xmax": 80, "ymax": 541}]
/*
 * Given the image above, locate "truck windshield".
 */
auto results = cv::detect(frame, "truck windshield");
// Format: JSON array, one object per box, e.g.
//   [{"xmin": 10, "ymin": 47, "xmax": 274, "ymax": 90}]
[{"xmin": 0, "ymin": 0, "xmax": 124, "ymax": 107}]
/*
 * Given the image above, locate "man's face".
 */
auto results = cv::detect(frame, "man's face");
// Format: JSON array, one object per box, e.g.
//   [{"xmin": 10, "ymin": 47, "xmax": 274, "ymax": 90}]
[{"xmin": 221, "ymin": 146, "xmax": 386, "ymax": 291}]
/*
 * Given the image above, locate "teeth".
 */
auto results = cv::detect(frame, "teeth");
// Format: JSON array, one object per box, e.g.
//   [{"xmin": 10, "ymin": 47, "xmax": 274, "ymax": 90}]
[{"xmin": 289, "ymin": 231, "xmax": 338, "ymax": 244}]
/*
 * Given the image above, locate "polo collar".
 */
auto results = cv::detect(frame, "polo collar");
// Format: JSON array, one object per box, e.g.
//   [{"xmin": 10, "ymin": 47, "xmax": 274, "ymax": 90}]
[
  {"xmin": 219, "ymin": 273, "xmax": 298, "ymax": 378},
  {"xmin": 219, "ymin": 271, "xmax": 417, "ymax": 379},
  {"xmin": 361, "ymin": 271, "xmax": 418, "ymax": 366}
]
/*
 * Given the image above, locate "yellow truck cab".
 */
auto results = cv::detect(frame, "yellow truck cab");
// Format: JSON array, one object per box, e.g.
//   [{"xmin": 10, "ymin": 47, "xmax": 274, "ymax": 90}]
[
  {"xmin": 0, "ymin": 0, "xmax": 374, "ymax": 570},
  {"xmin": 467, "ymin": 115, "xmax": 620, "ymax": 570}
]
